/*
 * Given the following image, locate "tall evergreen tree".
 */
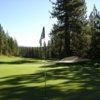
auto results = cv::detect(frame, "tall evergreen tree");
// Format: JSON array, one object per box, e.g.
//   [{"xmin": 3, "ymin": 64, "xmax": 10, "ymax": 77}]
[
  {"xmin": 50, "ymin": 0, "xmax": 87, "ymax": 57},
  {"xmin": 50, "ymin": 24, "xmax": 64, "ymax": 58},
  {"xmin": 0, "ymin": 24, "xmax": 5, "ymax": 54},
  {"xmin": 0, "ymin": 24, "xmax": 19, "ymax": 56},
  {"xmin": 89, "ymin": 5, "xmax": 100, "ymax": 59}
]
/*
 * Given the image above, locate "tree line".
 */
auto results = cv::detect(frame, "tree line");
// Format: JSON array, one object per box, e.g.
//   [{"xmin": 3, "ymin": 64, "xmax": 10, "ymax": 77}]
[
  {"xmin": 19, "ymin": 0, "xmax": 100, "ymax": 59},
  {"xmin": 1, "ymin": 0, "xmax": 100, "ymax": 60},
  {"xmin": 48, "ymin": 0, "xmax": 100, "ymax": 59},
  {"xmin": 19, "ymin": 46, "xmax": 49, "ymax": 59},
  {"xmin": 19, "ymin": 47, "xmax": 41, "ymax": 58},
  {"xmin": 0, "ymin": 24, "xmax": 19, "ymax": 56}
]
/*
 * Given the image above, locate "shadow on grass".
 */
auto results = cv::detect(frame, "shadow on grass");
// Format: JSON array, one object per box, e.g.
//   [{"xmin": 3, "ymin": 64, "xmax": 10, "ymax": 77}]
[
  {"xmin": 0, "ymin": 72, "xmax": 45, "ymax": 100},
  {"xmin": 0, "ymin": 72, "xmax": 69, "ymax": 100},
  {"xmin": 42, "ymin": 60, "xmax": 100, "ymax": 100},
  {"xmin": 0, "ymin": 60, "xmax": 100, "ymax": 100},
  {"xmin": 0, "ymin": 60, "xmax": 38, "ymax": 64}
]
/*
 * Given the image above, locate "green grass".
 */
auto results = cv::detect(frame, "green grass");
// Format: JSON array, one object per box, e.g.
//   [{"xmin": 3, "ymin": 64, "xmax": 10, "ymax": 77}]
[{"xmin": 0, "ymin": 56, "xmax": 100, "ymax": 100}]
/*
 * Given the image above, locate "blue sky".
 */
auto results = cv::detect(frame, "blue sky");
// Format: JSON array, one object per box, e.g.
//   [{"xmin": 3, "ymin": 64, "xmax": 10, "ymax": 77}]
[
  {"xmin": 0, "ymin": 0, "xmax": 100, "ymax": 47},
  {"xmin": 86, "ymin": 0, "xmax": 100, "ymax": 16}
]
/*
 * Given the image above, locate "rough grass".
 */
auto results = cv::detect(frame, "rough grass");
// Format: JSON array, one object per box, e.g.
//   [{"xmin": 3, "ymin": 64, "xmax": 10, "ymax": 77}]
[{"xmin": 0, "ymin": 56, "xmax": 100, "ymax": 100}]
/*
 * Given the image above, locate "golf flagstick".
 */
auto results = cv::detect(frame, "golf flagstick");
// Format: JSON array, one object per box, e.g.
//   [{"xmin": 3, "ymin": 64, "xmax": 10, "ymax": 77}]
[
  {"xmin": 43, "ymin": 40, "xmax": 47, "ymax": 100},
  {"xmin": 39, "ymin": 26, "xmax": 47, "ymax": 100}
]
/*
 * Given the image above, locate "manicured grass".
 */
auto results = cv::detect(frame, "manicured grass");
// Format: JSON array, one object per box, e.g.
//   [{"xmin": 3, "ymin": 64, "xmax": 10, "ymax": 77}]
[{"xmin": 0, "ymin": 56, "xmax": 100, "ymax": 100}]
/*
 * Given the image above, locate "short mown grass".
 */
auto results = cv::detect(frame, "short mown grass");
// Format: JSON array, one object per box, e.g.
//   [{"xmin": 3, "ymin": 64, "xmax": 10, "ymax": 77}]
[{"xmin": 0, "ymin": 56, "xmax": 100, "ymax": 100}]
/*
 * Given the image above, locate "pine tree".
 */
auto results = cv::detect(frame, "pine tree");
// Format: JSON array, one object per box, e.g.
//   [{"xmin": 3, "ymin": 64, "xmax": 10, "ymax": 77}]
[
  {"xmin": 0, "ymin": 24, "xmax": 4, "ymax": 55},
  {"xmin": 0, "ymin": 24, "xmax": 19, "ymax": 56},
  {"xmin": 50, "ymin": 24, "xmax": 64, "ymax": 58},
  {"xmin": 89, "ymin": 5, "xmax": 100, "ymax": 59},
  {"xmin": 50, "ymin": 0, "xmax": 87, "ymax": 57}
]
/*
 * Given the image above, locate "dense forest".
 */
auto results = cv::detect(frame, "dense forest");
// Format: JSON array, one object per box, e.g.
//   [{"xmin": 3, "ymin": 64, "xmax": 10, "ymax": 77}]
[
  {"xmin": 0, "ymin": 24, "xmax": 19, "ymax": 56},
  {"xmin": 48, "ymin": 0, "xmax": 100, "ymax": 59},
  {"xmin": 0, "ymin": 0, "xmax": 100, "ymax": 59}
]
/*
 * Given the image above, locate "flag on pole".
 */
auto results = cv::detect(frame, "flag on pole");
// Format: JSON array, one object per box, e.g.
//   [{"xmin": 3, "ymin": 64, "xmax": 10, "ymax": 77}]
[
  {"xmin": 39, "ymin": 27, "xmax": 47, "ymax": 99},
  {"xmin": 39, "ymin": 27, "xmax": 45, "ymax": 46}
]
